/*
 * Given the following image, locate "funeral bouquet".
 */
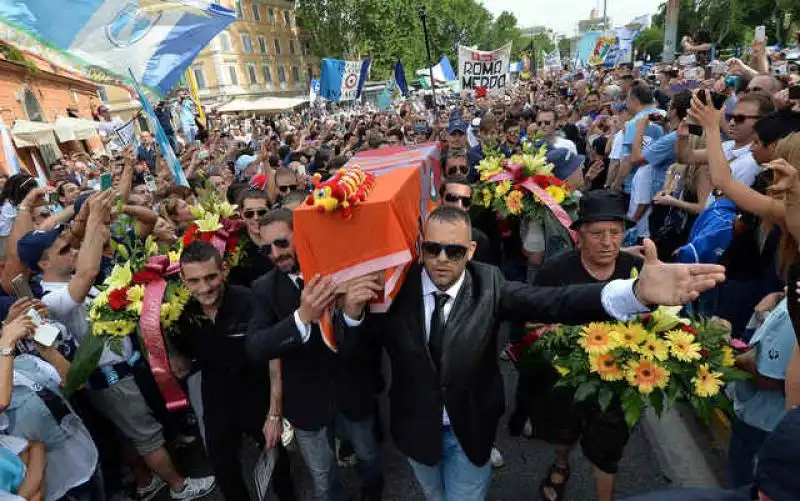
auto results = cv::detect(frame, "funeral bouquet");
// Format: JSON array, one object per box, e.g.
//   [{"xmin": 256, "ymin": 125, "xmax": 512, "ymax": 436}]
[
  {"xmin": 182, "ymin": 193, "xmax": 248, "ymax": 268},
  {"xmin": 472, "ymin": 142, "xmax": 579, "ymax": 223},
  {"xmin": 526, "ymin": 303, "xmax": 749, "ymax": 427}
]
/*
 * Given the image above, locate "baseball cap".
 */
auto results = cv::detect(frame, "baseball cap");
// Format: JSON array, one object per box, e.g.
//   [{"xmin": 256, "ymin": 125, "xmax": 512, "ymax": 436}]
[
  {"xmin": 546, "ymin": 147, "xmax": 585, "ymax": 181},
  {"xmin": 18, "ymin": 226, "xmax": 66, "ymax": 272},
  {"xmin": 448, "ymin": 116, "xmax": 468, "ymax": 135},
  {"xmin": 756, "ymin": 408, "xmax": 800, "ymax": 501},
  {"xmin": 234, "ymin": 154, "xmax": 257, "ymax": 179}
]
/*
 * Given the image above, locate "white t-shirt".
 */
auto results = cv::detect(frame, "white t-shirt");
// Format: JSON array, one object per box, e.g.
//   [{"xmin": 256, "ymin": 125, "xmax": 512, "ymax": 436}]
[
  {"xmin": 41, "ymin": 282, "xmax": 132, "ymax": 367},
  {"xmin": 553, "ymin": 136, "xmax": 578, "ymax": 156},
  {"xmin": 609, "ymin": 131, "xmax": 625, "ymax": 160},
  {"xmin": 627, "ymin": 165, "xmax": 653, "ymax": 238},
  {"xmin": 705, "ymin": 141, "xmax": 759, "ymax": 207},
  {"xmin": 98, "ymin": 119, "xmax": 125, "ymax": 153}
]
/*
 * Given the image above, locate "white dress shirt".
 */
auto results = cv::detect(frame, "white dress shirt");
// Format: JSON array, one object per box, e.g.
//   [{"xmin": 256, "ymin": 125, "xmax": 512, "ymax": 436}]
[{"xmin": 290, "ymin": 273, "xmax": 315, "ymax": 342}]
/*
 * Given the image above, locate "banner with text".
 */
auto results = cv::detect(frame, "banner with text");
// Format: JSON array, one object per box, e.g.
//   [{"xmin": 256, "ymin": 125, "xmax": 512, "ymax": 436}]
[{"xmin": 458, "ymin": 43, "xmax": 512, "ymax": 94}]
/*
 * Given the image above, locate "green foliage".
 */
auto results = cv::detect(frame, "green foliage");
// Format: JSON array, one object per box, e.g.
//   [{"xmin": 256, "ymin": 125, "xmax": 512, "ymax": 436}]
[
  {"xmin": 635, "ymin": 27, "xmax": 665, "ymax": 60},
  {"xmin": 296, "ymin": 0, "xmax": 535, "ymax": 79},
  {"xmin": 0, "ymin": 41, "xmax": 37, "ymax": 72},
  {"xmin": 63, "ymin": 331, "xmax": 105, "ymax": 397}
]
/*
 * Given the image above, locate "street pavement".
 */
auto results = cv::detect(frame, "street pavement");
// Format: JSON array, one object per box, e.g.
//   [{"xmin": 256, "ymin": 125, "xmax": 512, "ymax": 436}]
[{"xmin": 156, "ymin": 358, "xmax": 674, "ymax": 501}]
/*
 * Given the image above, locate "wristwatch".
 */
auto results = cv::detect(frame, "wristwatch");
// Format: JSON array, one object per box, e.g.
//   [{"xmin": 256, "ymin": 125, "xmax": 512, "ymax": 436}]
[{"xmin": 0, "ymin": 346, "xmax": 15, "ymax": 357}]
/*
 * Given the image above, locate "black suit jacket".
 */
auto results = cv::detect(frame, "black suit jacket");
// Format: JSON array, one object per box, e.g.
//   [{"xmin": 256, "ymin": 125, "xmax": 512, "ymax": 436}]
[
  {"xmin": 246, "ymin": 269, "xmax": 382, "ymax": 431},
  {"xmin": 336, "ymin": 261, "xmax": 612, "ymax": 466}
]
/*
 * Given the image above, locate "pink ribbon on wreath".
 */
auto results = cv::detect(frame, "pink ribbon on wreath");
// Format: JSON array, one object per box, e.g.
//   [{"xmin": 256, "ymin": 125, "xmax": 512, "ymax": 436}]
[
  {"xmin": 137, "ymin": 255, "xmax": 188, "ymax": 411},
  {"xmin": 209, "ymin": 218, "xmax": 243, "ymax": 258},
  {"xmin": 490, "ymin": 163, "xmax": 578, "ymax": 244}
]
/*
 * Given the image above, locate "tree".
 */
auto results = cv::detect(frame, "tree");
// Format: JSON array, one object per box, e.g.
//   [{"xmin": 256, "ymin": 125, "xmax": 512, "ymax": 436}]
[{"xmin": 635, "ymin": 26, "xmax": 666, "ymax": 60}]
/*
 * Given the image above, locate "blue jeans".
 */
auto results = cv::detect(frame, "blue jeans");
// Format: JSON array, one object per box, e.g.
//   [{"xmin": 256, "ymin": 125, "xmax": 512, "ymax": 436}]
[
  {"xmin": 407, "ymin": 427, "xmax": 491, "ymax": 501},
  {"xmin": 294, "ymin": 426, "xmax": 343, "ymax": 501},
  {"xmin": 338, "ymin": 414, "xmax": 383, "ymax": 495},
  {"xmin": 727, "ymin": 417, "xmax": 769, "ymax": 489}
]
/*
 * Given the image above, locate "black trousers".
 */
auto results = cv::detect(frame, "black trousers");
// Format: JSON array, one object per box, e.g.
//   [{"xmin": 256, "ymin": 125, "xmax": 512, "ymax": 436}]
[{"xmin": 204, "ymin": 389, "xmax": 295, "ymax": 501}]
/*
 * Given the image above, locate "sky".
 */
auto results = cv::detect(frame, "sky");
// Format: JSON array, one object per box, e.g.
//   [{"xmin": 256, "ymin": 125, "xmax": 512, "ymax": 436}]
[{"xmin": 483, "ymin": 0, "xmax": 666, "ymax": 36}]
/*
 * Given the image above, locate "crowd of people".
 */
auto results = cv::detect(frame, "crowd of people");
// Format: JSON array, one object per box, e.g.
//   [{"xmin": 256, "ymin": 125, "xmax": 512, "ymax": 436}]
[{"xmin": 0, "ymin": 34, "xmax": 798, "ymax": 501}]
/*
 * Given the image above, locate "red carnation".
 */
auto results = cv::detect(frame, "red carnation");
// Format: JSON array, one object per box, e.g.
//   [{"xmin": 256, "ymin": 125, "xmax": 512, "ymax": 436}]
[
  {"xmin": 640, "ymin": 313, "xmax": 652, "ymax": 326},
  {"xmin": 226, "ymin": 233, "xmax": 239, "ymax": 253},
  {"xmin": 548, "ymin": 177, "xmax": 565, "ymax": 187},
  {"xmin": 680, "ymin": 324, "xmax": 697, "ymax": 335},
  {"xmin": 182, "ymin": 225, "xmax": 199, "ymax": 247},
  {"xmin": 108, "ymin": 287, "xmax": 131, "ymax": 311},
  {"xmin": 700, "ymin": 348, "xmax": 710, "ymax": 358},
  {"xmin": 533, "ymin": 175, "xmax": 551, "ymax": 188},
  {"xmin": 132, "ymin": 270, "xmax": 160, "ymax": 285},
  {"xmin": 198, "ymin": 232, "xmax": 214, "ymax": 243}
]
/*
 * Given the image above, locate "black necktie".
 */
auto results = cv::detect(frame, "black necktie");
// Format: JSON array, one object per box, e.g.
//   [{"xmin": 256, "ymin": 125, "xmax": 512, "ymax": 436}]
[{"xmin": 428, "ymin": 292, "xmax": 449, "ymax": 372}]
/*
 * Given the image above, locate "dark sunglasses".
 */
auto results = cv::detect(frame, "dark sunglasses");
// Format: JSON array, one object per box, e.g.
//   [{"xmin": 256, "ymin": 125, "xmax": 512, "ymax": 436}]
[
  {"xmin": 536, "ymin": 120, "xmax": 552, "ymax": 127},
  {"xmin": 443, "ymin": 193, "xmax": 472, "ymax": 208},
  {"xmin": 263, "ymin": 238, "xmax": 290, "ymax": 254},
  {"xmin": 278, "ymin": 184, "xmax": 296, "ymax": 193},
  {"xmin": 445, "ymin": 165, "xmax": 469, "ymax": 176},
  {"xmin": 747, "ymin": 87, "xmax": 764, "ymax": 93},
  {"xmin": 57, "ymin": 243, "xmax": 73, "ymax": 255},
  {"xmin": 726, "ymin": 113, "xmax": 760, "ymax": 124},
  {"xmin": 243, "ymin": 208, "xmax": 268, "ymax": 219},
  {"xmin": 422, "ymin": 241, "xmax": 468, "ymax": 261}
]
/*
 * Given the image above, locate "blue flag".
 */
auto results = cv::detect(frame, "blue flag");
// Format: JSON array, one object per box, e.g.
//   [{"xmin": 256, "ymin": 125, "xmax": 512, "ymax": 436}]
[
  {"xmin": 319, "ymin": 57, "xmax": 371, "ymax": 102},
  {"xmin": 395, "ymin": 59, "xmax": 409, "ymax": 96},
  {"xmin": 129, "ymin": 71, "xmax": 188, "ymax": 187},
  {"xmin": 0, "ymin": 0, "xmax": 235, "ymax": 94}
]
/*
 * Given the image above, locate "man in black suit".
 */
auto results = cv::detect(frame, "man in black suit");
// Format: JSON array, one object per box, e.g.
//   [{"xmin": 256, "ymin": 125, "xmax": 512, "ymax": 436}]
[
  {"xmin": 246, "ymin": 209, "xmax": 383, "ymax": 501},
  {"xmin": 336, "ymin": 206, "xmax": 726, "ymax": 501}
]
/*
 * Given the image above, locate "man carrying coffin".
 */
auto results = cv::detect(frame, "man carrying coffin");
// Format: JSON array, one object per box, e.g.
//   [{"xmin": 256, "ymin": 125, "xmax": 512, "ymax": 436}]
[{"xmin": 334, "ymin": 205, "xmax": 726, "ymax": 501}]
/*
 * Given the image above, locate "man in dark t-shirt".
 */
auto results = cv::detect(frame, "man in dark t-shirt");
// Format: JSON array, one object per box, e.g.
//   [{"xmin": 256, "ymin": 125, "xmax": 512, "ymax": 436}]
[
  {"xmin": 439, "ymin": 174, "xmax": 497, "ymax": 265},
  {"xmin": 512, "ymin": 190, "xmax": 643, "ymax": 501}
]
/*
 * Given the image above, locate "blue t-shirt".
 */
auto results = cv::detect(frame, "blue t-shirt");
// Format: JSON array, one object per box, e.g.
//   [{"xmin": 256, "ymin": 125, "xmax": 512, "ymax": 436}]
[
  {"xmin": 622, "ymin": 110, "xmax": 664, "ymax": 193},
  {"xmin": 730, "ymin": 298, "xmax": 794, "ymax": 432},
  {"xmin": 643, "ymin": 131, "xmax": 678, "ymax": 197}
]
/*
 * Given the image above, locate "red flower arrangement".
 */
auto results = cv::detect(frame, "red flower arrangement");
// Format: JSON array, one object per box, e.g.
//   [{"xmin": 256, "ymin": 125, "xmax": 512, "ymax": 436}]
[{"xmin": 108, "ymin": 287, "xmax": 131, "ymax": 311}]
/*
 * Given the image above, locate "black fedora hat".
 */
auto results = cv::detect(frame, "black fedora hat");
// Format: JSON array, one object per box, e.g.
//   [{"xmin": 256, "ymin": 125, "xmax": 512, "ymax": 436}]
[{"xmin": 569, "ymin": 190, "xmax": 633, "ymax": 230}]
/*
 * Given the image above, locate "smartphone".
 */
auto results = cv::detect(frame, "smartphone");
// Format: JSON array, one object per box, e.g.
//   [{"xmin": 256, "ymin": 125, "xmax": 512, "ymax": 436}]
[
  {"xmin": 696, "ymin": 90, "xmax": 728, "ymax": 110},
  {"xmin": 100, "ymin": 172, "xmax": 113, "ymax": 191},
  {"xmin": 790, "ymin": 85, "xmax": 800, "ymax": 100},
  {"xmin": 11, "ymin": 274, "xmax": 33, "ymax": 298},
  {"xmin": 26, "ymin": 308, "xmax": 58, "ymax": 347},
  {"xmin": 688, "ymin": 123, "xmax": 704, "ymax": 136},
  {"xmin": 143, "ymin": 173, "xmax": 157, "ymax": 193},
  {"xmin": 755, "ymin": 26, "xmax": 766, "ymax": 44}
]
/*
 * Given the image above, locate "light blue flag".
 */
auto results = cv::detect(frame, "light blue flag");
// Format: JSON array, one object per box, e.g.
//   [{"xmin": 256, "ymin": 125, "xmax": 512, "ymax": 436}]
[
  {"xmin": 129, "ymin": 71, "xmax": 188, "ymax": 186},
  {"xmin": 319, "ymin": 57, "xmax": 371, "ymax": 102},
  {"xmin": 0, "ymin": 0, "xmax": 235, "ymax": 94}
]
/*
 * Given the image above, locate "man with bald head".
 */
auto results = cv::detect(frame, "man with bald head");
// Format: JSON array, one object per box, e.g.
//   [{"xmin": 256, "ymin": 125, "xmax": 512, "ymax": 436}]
[{"xmin": 337, "ymin": 206, "xmax": 727, "ymax": 500}]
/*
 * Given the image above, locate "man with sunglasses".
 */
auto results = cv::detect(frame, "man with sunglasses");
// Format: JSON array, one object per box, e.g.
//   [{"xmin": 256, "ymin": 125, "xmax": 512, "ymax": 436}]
[
  {"xmin": 336, "ymin": 206, "xmax": 725, "ymax": 501},
  {"xmin": 535, "ymin": 108, "xmax": 578, "ymax": 155},
  {"xmin": 246, "ymin": 209, "xmax": 384, "ymax": 501},
  {"xmin": 439, "ymin": 175, "xmax": 494, "ymax": 265},
  {"xmin": 228, "ymin": 191, "xmax": 273, "ymax": 288},
  {"xmin": 443, "ymin": 151, "xmax": 469, "ymax": 178},
  {"xmin": 274, "ymin": 167, "xmax": 300, "ymax": 206}
]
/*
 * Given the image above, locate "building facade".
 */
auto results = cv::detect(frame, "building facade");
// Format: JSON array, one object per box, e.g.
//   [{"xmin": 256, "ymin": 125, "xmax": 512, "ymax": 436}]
[{"xmin": 190, "ymin": 0, "xmax": 316, "ymax": 107}]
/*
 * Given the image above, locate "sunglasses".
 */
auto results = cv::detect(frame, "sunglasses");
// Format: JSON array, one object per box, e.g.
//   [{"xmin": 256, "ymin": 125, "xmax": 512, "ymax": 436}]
[
  {"xmin": 536, "ymin": 120, "xmax": 552, "ymax": 127},
  {"xmin": 443, "ymin": 193, "xmax": 472, "ymax": 208},
  {"xmin": 263, "ymin": 238, "xmax": 290, "ymax": 254},
  {"xmin": 278, "ymin": 184, "xmax": 296, "ymax": 193},
  {"xmin": 243, "ymin": 208, "xmax": 268, "ymax": 219},
  {"xmin": 726, "ymin": 113, "xmax": 760, "ymax": 124},
  {"xmin": 57, "ymin": 243, "xmax": 72, "ymax": 255},
  {"xmin": 422, "ymin": 241, "xmax": 468, "ymax": 261},
  {"xmin": 747, "ymin": 87, "xmax": 764, "ymax": 93},
  {"xmin": 445, "ymin": 165, "xmax": 469, "ymax": 177}
]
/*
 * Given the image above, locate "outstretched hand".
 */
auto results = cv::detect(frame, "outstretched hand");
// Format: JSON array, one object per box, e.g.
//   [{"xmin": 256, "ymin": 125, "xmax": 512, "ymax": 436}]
[{"xmin": 634, "ymin": 239, "xmax": 726, "ymax": 307}]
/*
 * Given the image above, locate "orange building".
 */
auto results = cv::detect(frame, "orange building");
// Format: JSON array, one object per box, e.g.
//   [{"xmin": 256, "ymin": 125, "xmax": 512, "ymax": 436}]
[{"xmin": 0, "ymin": 48, "xmax": 132, "ymax": 176}]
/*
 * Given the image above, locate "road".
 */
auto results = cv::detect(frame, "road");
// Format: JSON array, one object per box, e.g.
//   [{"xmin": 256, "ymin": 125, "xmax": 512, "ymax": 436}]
[{"xmin": 157, "ymin": 358, "xmax": 673, "ymax": 501}]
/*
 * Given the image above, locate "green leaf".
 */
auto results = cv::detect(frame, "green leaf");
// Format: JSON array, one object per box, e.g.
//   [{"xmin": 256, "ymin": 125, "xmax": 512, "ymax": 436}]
[
  {"xmin": 574, "ymin": 381, "xmax": 597, "ymax": 402},
  {"xmin": 108, "ymin": 337, "xmax": 124, "ymax": 357},
  {"xmin": 621, "ymin": 388, "xmax": 646, "ymax": 428},
  {"xmin": 649, "ymin": 390, "xmax": 665, "ymax": 417},
  {"xmin": 63, "ymin": 333, "xmax": 105, "ymax": 397},
  {"xmin": 598, "ymin": 386, "xmax": 614, "ymax": 412}
]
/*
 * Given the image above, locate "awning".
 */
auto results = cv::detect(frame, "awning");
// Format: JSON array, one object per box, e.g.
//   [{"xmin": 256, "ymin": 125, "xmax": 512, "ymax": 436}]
[
  {"xmin": 53, "ymin": 117, "xmax": 100, "ymax": 142},
  {"xmin": 217, "ymin": 96, "xmax": 308, "ymax": 113},
  {"xmin": 10, "ymin": 120, "xmax": 59, "ymax": 148}
]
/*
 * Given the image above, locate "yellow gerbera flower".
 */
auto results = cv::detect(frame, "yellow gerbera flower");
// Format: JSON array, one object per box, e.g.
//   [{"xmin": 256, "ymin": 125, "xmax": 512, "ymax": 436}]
[
  {"xmin": 626, "ymin": 358, "xmax": 670, "ymax": 394},
  {"xmin": 589, "ymin": 352, "xmax": 625, "ymax": 381},
  {"xmin": 692, "ymin": 364, "xmax": 724, "ymax": 397},
  {"xmin": 665, "ymin": 330, "xmax": 703, "ymax": 362},
  {"xmin": 637, "ymin": 335, "xmax": 670, "ymax": 361},
  {"xmin": 721, "ymin": 346, "xmax": 735, "ymax": 368},
  {"xmin": 505, "ymin": 190, "xmax": 524, "ymax": 216},
  {"xmin": 104, "ymin": 263, "xmax": 132, "ymax": 290},
  {"xmin": 93, "ymin": 320, "xmax": 136, "ymax": 338},
  {"xmin": 611, "ymin": 323, "xmax": 648, "ymax": 350},
  {"xmin": 494, "ymin": 180, "xmax": 512, "ymax": 197},
  {"xmin": 545, "ymin": 185, "xmax": 566, "ymax": 204},
  {"xmin": 578, "ymin": 322, "xmax": 617, "ymax": 355}
]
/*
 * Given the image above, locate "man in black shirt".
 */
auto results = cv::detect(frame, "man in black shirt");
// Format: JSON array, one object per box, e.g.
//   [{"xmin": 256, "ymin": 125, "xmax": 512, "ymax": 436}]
[
  {"xmin": 439, "ymin": 174, "xmax": 497, "ymax": 265},
  {"xmin": 515, "ymin": 190, "xmax": 643, "ymax": 501},
  {"xmin": 173, "ymin": 241, "xmax": 295, "ymax": 501},
  {"xmin": 228, "ymin": 191, "xmax": 274, "ymax": 287}
]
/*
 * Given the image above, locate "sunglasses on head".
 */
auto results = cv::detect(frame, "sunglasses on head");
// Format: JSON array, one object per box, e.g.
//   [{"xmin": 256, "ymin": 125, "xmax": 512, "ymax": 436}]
[
  {"xmin": 726, "ymin": 113, "xmax": 760, "ymax": 124},
  {"xmin": 263, "ymin": 238, "xmax": 290, "ymax": 255},
  {"xmin": 422, "ymin": 241, "xmax": 468, "ymax": 261},
  {"xmin": 243, "ymin": 208, "xmax": 268, "ymax": 219},
  {"xmin": 278, "ymin": 184, "xmax": 296, "ymax": 193},
  {"xmin": 536, "ymin": 120, "xmax": 552, "ymax": 127},
  {"xmin": 443, "ymin": 192, "xmax": 472, "ymax": 208}
]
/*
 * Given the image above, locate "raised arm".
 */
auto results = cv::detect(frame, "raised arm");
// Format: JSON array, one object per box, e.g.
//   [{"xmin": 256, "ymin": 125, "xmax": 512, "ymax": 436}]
[{"xmin": 68, "ymin": 191, "xmax": 114, "ymax": 304}]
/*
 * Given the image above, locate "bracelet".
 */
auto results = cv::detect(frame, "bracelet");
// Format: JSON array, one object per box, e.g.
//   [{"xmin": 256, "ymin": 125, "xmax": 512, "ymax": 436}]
[
  {"xmin": 267, "ymin": 415, "xmax": 282, "ymax": 422},
  {"xmin": 0, "ymin": 346, "xmax": 15, "ymax": 357}
]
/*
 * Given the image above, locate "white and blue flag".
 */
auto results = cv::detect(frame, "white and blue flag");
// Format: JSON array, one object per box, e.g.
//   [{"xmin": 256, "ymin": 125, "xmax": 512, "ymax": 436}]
[
  {"xmin": 319, "ymin": 57, "xmax": 371, "ymax": 102},
  {"xmin": 0, "ymin": 0, "xmax": 235, "ymax": 94}
]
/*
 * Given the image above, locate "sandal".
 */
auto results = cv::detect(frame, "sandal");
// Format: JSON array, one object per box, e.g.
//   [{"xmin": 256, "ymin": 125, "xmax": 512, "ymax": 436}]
[{"xmin": 539, "ymin": 462, "xmax": 571, "ymax": 501}]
